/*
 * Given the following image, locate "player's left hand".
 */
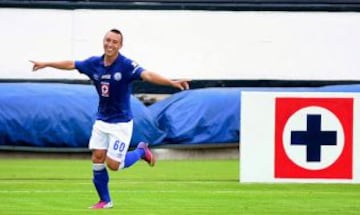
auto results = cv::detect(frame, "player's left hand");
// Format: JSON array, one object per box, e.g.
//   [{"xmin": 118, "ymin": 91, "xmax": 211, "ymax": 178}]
[{"xmin": 172, "ymin": 80, "xmax": 190, "ymax": 90}]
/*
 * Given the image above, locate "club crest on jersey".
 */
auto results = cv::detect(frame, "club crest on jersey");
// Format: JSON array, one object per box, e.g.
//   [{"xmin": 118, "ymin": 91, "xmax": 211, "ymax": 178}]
[{"xmin": 113, "ymin": 72, "xmax": 122, "ymax": 81}]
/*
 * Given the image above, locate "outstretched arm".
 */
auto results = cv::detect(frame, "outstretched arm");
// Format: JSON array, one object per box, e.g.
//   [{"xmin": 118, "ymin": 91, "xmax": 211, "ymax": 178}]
[
  {"xmin": 30, "ymin": 60, "xmax": 75, "ymax": 71},
  {"xmin": 140, "ymin": 70, "xmax": 190, "ymax": 90}
]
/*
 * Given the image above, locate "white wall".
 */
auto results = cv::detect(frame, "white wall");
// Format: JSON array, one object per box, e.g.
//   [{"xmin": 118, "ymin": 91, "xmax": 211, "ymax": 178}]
[{"xmin": 1, "ymin": 8, "xmax": 360, "ymax": 80}]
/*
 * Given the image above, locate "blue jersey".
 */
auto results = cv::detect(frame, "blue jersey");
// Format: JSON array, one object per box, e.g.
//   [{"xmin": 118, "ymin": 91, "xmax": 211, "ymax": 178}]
[{"xmin": 75, "ymin": 54, "xmax": 144, "ymax": 123}]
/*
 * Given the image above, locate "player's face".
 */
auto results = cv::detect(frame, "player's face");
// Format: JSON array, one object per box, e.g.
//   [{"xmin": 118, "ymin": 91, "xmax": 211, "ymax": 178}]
[{"xmin": 103, "ymin": 31, "xmax": 122, "ymax": 57}]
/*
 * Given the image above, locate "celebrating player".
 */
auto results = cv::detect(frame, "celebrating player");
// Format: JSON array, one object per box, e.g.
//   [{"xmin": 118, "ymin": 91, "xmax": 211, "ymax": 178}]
[{"xmin": 30, "ymin": 28, "xmax": 190, "ymax": 209}]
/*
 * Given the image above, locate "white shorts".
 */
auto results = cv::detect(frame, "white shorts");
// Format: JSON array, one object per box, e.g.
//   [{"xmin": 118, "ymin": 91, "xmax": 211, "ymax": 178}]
[{"xmin": 89, "ymin": 120, "xmax": 133, "ymax": 164}]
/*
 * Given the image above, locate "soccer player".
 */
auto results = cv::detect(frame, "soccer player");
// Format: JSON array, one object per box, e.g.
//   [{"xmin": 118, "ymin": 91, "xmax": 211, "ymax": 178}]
[{"xmin": 30, "ymin": 28, "xmax": 190, "ymax": 209}]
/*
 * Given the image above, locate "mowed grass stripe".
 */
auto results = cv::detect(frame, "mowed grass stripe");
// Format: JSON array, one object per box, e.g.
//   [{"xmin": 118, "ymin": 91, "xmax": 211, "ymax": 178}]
[
  {"xmin": 1, "ymin": 189, "xmax": 360, "ymax": 197},
  {"xmin": 0, "ymin": 159, "xmax": 360, "ymax": 215}
]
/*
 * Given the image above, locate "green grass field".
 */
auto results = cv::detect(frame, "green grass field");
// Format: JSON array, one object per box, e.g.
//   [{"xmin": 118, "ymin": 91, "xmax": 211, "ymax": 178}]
[{"xmin": 0, "ymin": 158, "xmax": 360, "ymax": 215}]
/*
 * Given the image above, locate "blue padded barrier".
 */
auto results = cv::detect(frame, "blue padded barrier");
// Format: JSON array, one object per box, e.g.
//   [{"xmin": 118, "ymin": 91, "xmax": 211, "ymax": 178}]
[{"xmin": 0, "ymin": 83, "xmax": 165, "ymax": 148}]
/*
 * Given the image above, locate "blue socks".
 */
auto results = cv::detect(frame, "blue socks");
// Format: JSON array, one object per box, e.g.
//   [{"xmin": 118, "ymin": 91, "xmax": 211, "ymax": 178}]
[
  {"xmin": 93, "ymin": 164, "xmax": 111, "ymax": 202},
  {"xmin": 124, "ymin": 148, "xmax": 145, "ymax": 168},
  {"xmin": 92, "ymin": 149, "xmax": 145, "ymax": 202}
]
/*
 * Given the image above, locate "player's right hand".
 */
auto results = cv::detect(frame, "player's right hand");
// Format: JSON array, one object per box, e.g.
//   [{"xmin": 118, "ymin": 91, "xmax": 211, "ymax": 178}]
[{"xmin": 29, "ymin": 60, "xmax": 46, "ymax": 71}]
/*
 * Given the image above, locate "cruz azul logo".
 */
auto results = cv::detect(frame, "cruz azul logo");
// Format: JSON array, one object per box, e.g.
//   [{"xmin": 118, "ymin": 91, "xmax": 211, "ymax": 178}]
[{"xmin": 274, "ymin": 97, "xmax": 353, "ymax": 179}]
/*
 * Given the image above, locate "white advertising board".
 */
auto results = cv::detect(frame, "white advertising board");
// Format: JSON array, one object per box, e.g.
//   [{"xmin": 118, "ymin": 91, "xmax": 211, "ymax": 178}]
[
  {"xmin": 240, "ymin": 91, "xmax": 360, "ymax": 183},
  {"xmin": 1, "ymin": 9, "xmax": 360, "ymax": 81}
]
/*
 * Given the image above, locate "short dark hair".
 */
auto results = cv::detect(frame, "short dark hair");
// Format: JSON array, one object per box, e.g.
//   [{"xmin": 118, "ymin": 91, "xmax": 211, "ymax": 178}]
[
  {"xmin": 110, "ymin": 28, "xmax": 122, "ymax": 35},
  {"xmin": 110, "ymin": 28, "xmax": 123, "ymax": 43}
]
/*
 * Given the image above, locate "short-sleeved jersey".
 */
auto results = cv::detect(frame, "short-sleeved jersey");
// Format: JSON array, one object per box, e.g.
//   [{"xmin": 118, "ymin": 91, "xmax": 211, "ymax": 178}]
[{"xmin": 75, "ymin": 54, "xmax": 144, "ymax": 123}]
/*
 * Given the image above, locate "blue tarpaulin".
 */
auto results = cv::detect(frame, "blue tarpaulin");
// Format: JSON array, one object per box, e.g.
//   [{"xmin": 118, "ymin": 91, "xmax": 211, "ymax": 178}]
[
  {"xmin": 149, "ymin": 88, "xmax": 241, "ymax": 145},
  {"xmin": 0, "ymin": 83, "xmax": 165, "ymax": 148}
]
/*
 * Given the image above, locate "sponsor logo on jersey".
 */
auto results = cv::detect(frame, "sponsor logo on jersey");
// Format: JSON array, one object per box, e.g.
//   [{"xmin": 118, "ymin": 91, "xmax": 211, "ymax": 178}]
[
  {"xmin": 101, "ymin": 74, "xmax": 111, "ymax": 80},
  {"xmin": 131, "ymin": 61, "xmax": 139, "ymax": 68},
  {"xmin": 131, "ymin": 61, "xmax": 140, "ymax": 74},
  {"xmin": 100, "ymin": 81, "xmax": 110, "ymax": 97}
]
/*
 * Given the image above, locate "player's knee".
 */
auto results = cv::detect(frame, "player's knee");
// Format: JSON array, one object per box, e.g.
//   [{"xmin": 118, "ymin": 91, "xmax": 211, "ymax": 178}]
[
  {"xmin": 92, "ymin": 150, "xmax": 106, "ymax": 163},
  {"xmin": 106, "ymin": 159, "xmax": 121, "ymax": 171}
]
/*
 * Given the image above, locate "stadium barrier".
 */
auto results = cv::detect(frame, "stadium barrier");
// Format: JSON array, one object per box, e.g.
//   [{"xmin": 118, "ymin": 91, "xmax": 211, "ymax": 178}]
[{"xmin": 3, "ymin": 83, "xmax": 360, "ymax": 154}]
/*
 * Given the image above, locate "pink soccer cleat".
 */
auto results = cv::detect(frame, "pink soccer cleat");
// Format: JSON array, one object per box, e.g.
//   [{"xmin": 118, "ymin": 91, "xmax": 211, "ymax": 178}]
[
  {"xmin": 89, "ymin": 201, "xmax": 113, "ymax": 209},
  {"xmin": 137, "ymin": 142, "xmax": 156, "ymax": 167}
]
